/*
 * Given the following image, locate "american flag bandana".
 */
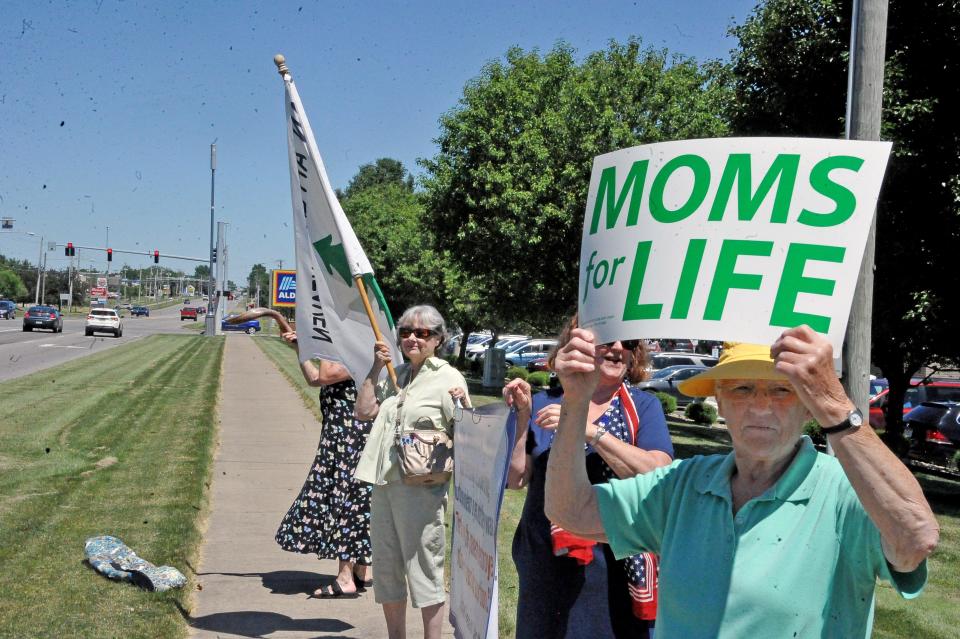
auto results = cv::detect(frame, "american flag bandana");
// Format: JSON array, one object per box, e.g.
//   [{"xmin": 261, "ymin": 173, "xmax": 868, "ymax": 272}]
[{"xmin": 616, "ymin": 384, "xmax": 659, "ymax": 621}]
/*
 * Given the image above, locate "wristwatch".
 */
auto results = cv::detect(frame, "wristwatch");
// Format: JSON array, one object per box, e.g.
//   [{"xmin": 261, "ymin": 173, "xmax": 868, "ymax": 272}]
[{"xmin": 820, "ymin": 408, "xmax": 864, "ymax": 435}]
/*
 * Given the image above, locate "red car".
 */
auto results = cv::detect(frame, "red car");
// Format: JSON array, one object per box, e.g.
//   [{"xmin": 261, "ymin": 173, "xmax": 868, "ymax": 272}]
[
  {"xmin": 180, "ymin": 307, "xmax": 199, "ymax": 321},
  {"xmin": 869, "ymin": 379, "xmax": 960, "ymax": 429}
]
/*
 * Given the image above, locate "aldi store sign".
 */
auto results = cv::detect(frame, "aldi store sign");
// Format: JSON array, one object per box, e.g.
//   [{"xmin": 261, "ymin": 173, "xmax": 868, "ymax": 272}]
[{"xmin": 272, "ymin": 269, "xmax": 296, "ymax": 308}]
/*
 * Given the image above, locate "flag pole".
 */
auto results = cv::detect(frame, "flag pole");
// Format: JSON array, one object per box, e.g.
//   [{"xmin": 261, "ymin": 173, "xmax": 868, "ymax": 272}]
[
  {"xmin": 274, "ymin": 54, "xmax": 398, "ymax": 387},
  {"xmin": 354, "ymin": 275, "xmax": 399, "ymax": 387}
]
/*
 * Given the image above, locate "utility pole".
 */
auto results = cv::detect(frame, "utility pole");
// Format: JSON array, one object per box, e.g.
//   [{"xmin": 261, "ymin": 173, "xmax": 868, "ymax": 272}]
[
  {"xmin": 841, "ymin": 0, "xmax": 888, "ymax": 425},
  {"xmin": 105, "ymin": 226, "xmax": 110, "ymax": 276},
  {"xmin": 33, "ymin": 234, "xmax": 43, "ymax": 305}
]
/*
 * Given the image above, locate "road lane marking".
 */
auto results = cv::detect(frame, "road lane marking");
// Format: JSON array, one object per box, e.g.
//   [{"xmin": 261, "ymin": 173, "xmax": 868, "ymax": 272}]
[{"xmin": 38, "ymin": 344, "xmax": 88, "ymax": 349}]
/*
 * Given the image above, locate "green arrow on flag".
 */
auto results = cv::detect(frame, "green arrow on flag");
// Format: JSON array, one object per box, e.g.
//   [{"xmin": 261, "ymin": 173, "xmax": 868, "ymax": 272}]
[{"xmin": 313, "ymin": 235, "xmax": 353, "ymax": 287}]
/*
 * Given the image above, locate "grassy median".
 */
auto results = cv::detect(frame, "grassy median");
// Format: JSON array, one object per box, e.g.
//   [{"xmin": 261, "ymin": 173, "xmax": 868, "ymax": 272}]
[{"xmin": 0, "ymin": 334, "xmax": 224, "ymax": 638}]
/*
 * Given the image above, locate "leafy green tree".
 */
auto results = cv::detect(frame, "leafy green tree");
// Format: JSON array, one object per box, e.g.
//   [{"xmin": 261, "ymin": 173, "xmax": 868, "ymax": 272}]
[
  {"xmin": 729, "ymin": 0, "xmax": 960, "ymax": 437},
  {"xmin": 421, "ymin": 39, "xmax": 731, "ymax": 337},
  {"xmin": 247, "ymin": 263, "xmax": 270, "ymax": 306},
  {"xmin": 342, "ymin": 182, "xmax": 439, "ymax": 316},
  {"xmin": 0, "ymin": 268, "xmax": 27, "ymax": 300},
  {"xmin": 344, "ymin": 158, "xmax": 414, "ymax": 199}
]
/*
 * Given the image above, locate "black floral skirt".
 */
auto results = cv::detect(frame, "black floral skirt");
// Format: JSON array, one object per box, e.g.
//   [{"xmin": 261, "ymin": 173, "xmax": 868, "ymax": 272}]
[{"xmin": 275, "ymin": 380, "xmax": 373, "ymax": 565}]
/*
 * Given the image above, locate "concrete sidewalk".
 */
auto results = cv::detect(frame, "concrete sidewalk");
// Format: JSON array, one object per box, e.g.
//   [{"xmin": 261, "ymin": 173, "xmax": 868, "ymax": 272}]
[{"xmin": 190, "ymin": 335, "xmax": 453, "ymax": 638}]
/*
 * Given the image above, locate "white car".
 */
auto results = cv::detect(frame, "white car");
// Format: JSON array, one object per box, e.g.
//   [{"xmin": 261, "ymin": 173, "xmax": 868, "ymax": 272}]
[{"xmin": 85, "ymin": 308, "xmax": 123, "ymax": 338}]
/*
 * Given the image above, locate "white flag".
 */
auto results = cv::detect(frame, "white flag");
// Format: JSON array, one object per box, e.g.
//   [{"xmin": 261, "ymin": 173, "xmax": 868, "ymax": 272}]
[{"xmin": 281, "ymin": 70, "xmax": 401, "ymax": 385}]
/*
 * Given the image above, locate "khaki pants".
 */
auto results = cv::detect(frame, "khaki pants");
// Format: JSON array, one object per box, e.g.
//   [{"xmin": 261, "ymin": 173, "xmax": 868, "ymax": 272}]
[{"xmin": 370, "ymin": 481, "xmax": 448, "ymax": 608}]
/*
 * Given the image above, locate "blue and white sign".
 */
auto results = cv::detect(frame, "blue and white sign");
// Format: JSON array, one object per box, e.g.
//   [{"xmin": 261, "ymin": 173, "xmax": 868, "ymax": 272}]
[{"xmin": 272, "ymin": 269, "xmax": 297, "ymax": 308}]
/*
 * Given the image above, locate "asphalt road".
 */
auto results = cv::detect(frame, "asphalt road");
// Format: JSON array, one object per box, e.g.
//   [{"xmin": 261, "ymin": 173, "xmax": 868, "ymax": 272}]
[{"xmin": 0, "ymin": 304, "xmax": 205, "ymax": 383}]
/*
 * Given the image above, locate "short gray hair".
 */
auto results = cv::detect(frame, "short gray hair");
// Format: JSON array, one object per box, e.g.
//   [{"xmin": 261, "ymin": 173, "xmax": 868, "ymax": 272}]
[{"xmin": 396, "ymin": 305, "xmax": 446, "ymax": 345}]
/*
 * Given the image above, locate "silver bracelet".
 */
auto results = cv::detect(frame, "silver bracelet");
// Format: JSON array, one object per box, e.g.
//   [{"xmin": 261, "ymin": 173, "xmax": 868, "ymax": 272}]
[{"xmin": 590, "ymin": 424, "xmax": 607, "ymax": 447}]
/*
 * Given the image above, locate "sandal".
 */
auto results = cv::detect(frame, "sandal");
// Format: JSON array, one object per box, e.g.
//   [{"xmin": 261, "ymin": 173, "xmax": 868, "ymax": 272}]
[
  {"xmin": 309, "ymin": 580, "xmax": 360, "ymax": 599},
  {"xmin": 353, "ymin": 573, "xmax": 374, "ymax": 590}
]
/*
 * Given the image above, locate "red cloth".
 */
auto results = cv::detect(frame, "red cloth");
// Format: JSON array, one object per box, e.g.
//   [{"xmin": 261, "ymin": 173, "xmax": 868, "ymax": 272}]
[{"xmin": 550, "ymin": 524, "xmax": 595, "ymax": 565}]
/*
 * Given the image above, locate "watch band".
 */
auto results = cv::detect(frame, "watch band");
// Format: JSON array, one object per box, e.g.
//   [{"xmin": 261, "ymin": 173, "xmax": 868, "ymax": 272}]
[
  {"xmin": 590, "ymin": 424, "xmax": 607, "ymax": 447},
  {"xmin": 820, "ymin": 408, "xmax": 864, "ymax": 435}
]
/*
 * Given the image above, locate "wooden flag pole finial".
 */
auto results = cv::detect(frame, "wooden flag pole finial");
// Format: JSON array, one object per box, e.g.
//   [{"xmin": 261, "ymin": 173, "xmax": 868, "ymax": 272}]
[{"xmin": 274, "ymin": 54, "xmax": 289, "ymax": 76}]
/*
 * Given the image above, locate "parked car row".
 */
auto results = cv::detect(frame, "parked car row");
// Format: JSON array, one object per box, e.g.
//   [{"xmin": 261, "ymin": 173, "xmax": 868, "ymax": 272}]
[{"xmin": 868, "ymin": 378, "xmax": 960, "ymax": 429}]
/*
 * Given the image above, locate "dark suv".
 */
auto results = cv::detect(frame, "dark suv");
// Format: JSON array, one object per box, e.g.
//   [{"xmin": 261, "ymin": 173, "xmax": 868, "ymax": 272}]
[
  {"xmin": 0, "ymin": 300, "xmax": 15, "ymax": 320},
  {"xmin": 902, "ymin": 402, "xmax": 960, "ymax": 465}
]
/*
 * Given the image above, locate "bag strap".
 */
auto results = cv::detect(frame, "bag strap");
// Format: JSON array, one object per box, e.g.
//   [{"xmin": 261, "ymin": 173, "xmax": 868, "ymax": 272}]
[{"xmin": 393, "ymin": 368, "xmax": 411, "ymax": 441}]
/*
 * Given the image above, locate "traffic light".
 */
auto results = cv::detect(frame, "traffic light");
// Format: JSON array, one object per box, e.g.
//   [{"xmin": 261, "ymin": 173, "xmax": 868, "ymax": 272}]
[
  {"xmin": 211, "ymin": 248, "xmax": 217, "ymax": 263},
  {"xmin": 65, "ymin": 242, "xmax": 75, "ymax": 257},
  {"xmin": 153, "ymin": 250, "xmax": 159, "ymax": 264},
  {"xmin": 107, "ymin": 248, "xmax": 113, "ymax": 262}
]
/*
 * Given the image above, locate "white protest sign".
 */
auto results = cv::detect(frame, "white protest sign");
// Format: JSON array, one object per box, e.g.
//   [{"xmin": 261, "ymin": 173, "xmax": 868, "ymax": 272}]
[
  {"xmin": 578, "ymin": 137, "xmax": 892, "ymax": 351},
  {"xmin": 449, "ymin": 403, "xmax": 514, "ymax": 639}
]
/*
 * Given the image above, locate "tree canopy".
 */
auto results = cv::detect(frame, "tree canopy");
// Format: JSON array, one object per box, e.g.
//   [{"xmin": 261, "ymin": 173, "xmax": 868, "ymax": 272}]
[
  {"xmin": 420, "ymin": 39, "xmax": 731, "ymax": 335},
  {"xmin": 0, "ymin": 268, "xmax": 27, "ymax": 300},
  {"xmin": 344, "ymin": 158, "xmax": 415, "ymax": 199},
  {"xmin": 729, "ymin": 0, "xmax": 960, "ymax": 435}
]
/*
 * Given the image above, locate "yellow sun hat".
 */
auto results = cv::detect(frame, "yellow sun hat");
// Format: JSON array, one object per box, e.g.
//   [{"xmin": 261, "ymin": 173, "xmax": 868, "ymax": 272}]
[{"xmin": 677, "ymin": 342, "xmax": 788, "ymax": 398}]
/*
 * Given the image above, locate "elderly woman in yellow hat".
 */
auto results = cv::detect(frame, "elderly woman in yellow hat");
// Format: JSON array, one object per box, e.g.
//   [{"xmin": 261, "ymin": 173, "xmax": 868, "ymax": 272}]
[{"xmin": 545, "ymin": 325, "xmax": 939, "ymax": 638}]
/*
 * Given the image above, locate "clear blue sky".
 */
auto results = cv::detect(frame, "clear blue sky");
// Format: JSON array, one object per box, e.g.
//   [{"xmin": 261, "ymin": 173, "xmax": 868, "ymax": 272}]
[{"xmin": 0, "ymin": 0, "xmax": 757, "ymax": 283}]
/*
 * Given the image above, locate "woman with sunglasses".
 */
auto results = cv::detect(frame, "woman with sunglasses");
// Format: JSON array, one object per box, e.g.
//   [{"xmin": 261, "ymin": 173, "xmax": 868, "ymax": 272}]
[
  {"xmin": 355, "ymin": 305, "xmax": 470, "ymax": 639},
  {"xmin": 502, "ymin": 314, "xmax": 673, "ymax": 639}
]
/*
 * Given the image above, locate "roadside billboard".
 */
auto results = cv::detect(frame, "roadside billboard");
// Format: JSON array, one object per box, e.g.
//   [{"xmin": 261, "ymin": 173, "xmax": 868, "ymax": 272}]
[
  {"xmin": 578, "ymin": 137, "xmax": 892, "ymax": 352},
  {"xmin": 272, "ymin": 269, "xmax": 296, "ymax": 308}
]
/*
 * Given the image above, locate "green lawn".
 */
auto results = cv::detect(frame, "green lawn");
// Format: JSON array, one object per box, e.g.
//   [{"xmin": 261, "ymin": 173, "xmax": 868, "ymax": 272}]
[{"xmin": 0, "ymin": 334, "xmax": 224, "ymax": 638}]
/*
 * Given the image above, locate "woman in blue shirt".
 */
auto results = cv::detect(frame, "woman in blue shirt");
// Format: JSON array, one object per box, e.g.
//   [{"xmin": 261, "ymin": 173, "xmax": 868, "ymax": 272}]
[{"xmin": 504, "ymin": 315, "xmax": 674, "ymax": 639}]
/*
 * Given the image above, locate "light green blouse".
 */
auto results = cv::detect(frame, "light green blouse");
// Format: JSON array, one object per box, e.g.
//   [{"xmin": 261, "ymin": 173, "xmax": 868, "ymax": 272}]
[{"xmin": 354, "ymin": 357, "xmax": 470, "ymax": 485}]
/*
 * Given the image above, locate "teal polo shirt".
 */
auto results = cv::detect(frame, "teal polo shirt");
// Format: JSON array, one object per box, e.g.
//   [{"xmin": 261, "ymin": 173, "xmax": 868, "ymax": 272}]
[{"xmin": 596, "ymin": 437, "xmax": 926, "ymax": 638}]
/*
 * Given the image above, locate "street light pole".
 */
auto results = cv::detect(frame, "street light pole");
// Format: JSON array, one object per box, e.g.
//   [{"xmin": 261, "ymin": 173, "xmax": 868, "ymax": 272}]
[
  {"xmin": 208, "ymin": 142, "xmax": 216, "ymax": 312},
  {"xmin": 29, "ymin": 232, "xmax": 43, "ymax": 305},
  {"xmin": 106, "ymin": 226, "xmax": 110, "ymax": 276}
]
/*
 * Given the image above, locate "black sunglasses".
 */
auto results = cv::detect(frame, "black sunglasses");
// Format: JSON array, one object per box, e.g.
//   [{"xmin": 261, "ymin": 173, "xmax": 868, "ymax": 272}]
[
  {"xmin": 602, "ymin": 339, "xmax": 641, "ymax": 350},
  {"xmin": 398, "ymin": 327, "xmax": 436, "ymax": 339}
]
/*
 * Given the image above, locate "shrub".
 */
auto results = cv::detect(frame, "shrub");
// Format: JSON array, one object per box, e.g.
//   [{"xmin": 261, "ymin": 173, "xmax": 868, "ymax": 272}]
[
  {"xmin": 506, "ymin": 366, "xmax": 528, "ymax": 382},
  {"xmin": 527, "ymin": 371, "xmax": 550, "ymax": 388},
  {"xmin": 685, "ymin": 401, "xmax": 717, "ymax": 425},
  {"xmin": 803, "ymin": 419, "xmax": 824, "ymax": 446},
  {"xmin": 655, "ymin": 392, "xmax": 677, "ymax": 416}
]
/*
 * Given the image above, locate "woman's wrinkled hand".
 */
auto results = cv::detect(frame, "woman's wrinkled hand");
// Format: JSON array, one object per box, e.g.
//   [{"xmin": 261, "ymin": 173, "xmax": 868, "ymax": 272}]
[
  {"xmin": 281, "ymin": 330, "xmax": 298, "ymax": 344},
  {"xmin": 503, "ymin": 378, "xmax": 532, "ymax": 414},
  {"xmin": 770, "ymin": 325, "xmax": 853, "ymax": 423},
  {"xmin": 448, "ymin": 386, "xmax": 471, "ymax": 408},
  {"xmin": 534, "ymin": 403, "xmax": 562, "ymax": 431},
  {"xmin": 555, "ymin": 328, "xmax": 601, "ymax": 401},
  {"xmin": 372, "ymin": 340, "xmax": 392, "ymax": 371}
]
